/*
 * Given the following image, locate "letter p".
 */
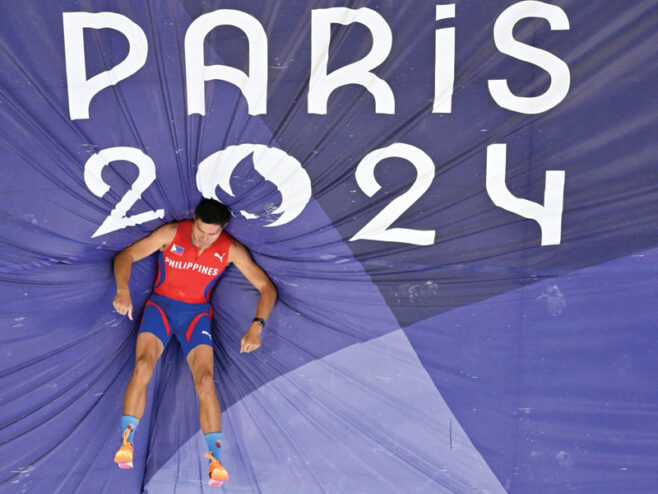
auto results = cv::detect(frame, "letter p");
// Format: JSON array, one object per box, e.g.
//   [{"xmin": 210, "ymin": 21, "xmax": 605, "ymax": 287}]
[{"xmin": 63, "ymin": 12, "xmax": 148, "ymax": 120}]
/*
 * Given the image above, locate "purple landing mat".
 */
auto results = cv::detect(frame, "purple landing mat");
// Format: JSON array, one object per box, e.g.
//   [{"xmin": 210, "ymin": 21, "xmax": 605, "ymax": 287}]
[
  {"xmin": 403, "ymin": 246, "xmax": 658, "ymax": 493},
  {"xmin": 144, "ymin": 329, "xmax": 504, "ymax": 494},
  {"xmin": 0, "ymin": 2, "xmax": 656, "ymax": 493},
  {"xmin": 0, "ymin": 221, "xmax": 402, "ymax": 494}
]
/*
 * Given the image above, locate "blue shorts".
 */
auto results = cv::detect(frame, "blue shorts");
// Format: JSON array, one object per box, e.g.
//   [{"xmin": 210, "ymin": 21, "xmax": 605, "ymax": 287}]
[{"xmin": 138, "ymin": 293, "xmax": 213, "ymax": 357}]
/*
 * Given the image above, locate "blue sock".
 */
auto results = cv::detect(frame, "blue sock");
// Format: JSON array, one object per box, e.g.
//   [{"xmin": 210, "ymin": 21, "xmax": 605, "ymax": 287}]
[
  {"xmin": 121, "ymin": 415, "xmax": 139, "ymax": 443},
  {"xmin": 204, "ymin": 432, "xmax": 223, "ymax": 461}
]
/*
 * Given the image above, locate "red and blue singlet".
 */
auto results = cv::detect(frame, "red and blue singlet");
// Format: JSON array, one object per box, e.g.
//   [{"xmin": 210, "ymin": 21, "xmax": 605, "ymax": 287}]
[
  {"xmin": 138, "ymin": 220, "xmax": 232, "ymax": 356},
  {"xmin": 153, "ymin": 220, "xmax": 232, "ymax": 304}
]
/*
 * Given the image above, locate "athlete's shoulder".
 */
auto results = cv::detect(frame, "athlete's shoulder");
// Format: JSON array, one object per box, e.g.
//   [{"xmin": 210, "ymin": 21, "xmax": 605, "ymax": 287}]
[
  {"xmin": 226, "ymin": 236, "xmax": 249, "ymax": 264},
  {"xmin": 160, "ymin": 222, "xmax": 179, "ymax": 232},
  {"xmin": 152, "ymin": 222, "xmax": 178, "ymax": 250},
  {"xmin": 173, "ymin": 219, "xmax": 193, "ymax": 233},
  {"xmin": 157, "ymin": 222, "xmax": 179, "ymax": 235}
]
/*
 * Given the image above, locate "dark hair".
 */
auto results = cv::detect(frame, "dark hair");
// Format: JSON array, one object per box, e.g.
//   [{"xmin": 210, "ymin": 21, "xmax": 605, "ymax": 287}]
[{"xmin": 194, "ymin": 199, "xmax": 231, "ymax": 226}]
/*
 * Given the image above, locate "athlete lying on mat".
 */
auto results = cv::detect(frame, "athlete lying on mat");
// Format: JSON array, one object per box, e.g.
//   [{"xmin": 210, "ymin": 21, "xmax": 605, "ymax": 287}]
[{"xmin": 111, "ymin": 198, "xmax": 276, "ymax": 487}]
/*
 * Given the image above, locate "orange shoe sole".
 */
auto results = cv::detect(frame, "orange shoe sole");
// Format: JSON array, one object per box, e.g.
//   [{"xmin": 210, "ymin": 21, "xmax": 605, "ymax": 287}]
[{"xmin": 114, "ymin": 447, "xmax": 133, "ymax": 469}]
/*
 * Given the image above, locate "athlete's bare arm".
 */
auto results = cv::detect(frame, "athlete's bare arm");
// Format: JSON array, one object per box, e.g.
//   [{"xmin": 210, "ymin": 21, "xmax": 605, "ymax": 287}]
[
  {"xmin": 113, "ymin": 223, "xmax": 177, "ymax": 320},
  {"xmin": 227, "ymin": 239, "xmax": 277, "ymax": 353}
]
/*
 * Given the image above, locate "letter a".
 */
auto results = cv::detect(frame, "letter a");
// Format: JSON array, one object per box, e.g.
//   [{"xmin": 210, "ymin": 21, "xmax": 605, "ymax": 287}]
[{"xmin": 185, "ymin": 10, "xmax": 267, "ymax": 115}]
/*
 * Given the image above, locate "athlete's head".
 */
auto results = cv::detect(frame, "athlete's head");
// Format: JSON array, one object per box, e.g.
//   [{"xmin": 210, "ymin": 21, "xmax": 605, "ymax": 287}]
[{"xmin": 191, "ymin": 199, "xmax": 231, "ymax": 249}]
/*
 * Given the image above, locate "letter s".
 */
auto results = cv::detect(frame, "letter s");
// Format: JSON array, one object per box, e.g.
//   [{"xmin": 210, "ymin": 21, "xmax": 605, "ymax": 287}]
[{"xmin": 489, "ymin": 1, "xmax": 570, "ymax": 114}]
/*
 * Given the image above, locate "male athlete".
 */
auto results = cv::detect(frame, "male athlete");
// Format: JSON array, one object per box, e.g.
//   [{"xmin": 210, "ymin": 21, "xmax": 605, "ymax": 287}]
[{"xmin": 111, "ymin": 199, "xmax": 276, "ymax": 487}]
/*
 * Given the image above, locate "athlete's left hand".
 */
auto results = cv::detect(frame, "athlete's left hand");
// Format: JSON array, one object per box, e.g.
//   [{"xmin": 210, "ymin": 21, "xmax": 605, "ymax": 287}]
[{"xmin": 240, "ymin": 324, "xmax": 261, "ymax": 353}]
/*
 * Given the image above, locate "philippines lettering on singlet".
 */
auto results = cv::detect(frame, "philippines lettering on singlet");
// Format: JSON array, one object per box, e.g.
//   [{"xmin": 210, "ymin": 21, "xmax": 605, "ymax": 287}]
[
  {"xmin": 153, "ymin": 220, "xmax": 232, "ymax": 304},
  {"xmin": 163, "ymin": 257, "xmax": 220, "ymax": 277}
]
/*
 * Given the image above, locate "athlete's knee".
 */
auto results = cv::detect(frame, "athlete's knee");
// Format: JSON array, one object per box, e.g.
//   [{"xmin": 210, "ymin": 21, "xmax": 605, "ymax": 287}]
[
  {"xmin": 193, "ymin": 371, "xmax": 216, "ymax": 400},
  {"xmin": 132, "ymin": 356, "xmax": 156, "ymax": 384}
]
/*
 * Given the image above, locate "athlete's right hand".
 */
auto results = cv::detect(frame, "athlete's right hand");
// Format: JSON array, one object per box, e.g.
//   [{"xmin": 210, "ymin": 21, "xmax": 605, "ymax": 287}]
[{"xmin": 113, "ymin": 291, "xmax": 133, "ymax": 320}]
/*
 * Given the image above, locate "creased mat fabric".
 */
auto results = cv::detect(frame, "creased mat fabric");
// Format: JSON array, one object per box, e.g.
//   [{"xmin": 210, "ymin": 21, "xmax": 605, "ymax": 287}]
[{"xmin": 0, "ymin": 1, "xmax": 657, "ymax": 493}]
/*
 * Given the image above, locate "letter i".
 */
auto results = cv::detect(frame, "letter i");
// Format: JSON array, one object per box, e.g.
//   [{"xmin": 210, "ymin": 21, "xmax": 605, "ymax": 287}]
[{"xmin": 433, "ymin": 4, "xmax": 456, "ymax": 113}]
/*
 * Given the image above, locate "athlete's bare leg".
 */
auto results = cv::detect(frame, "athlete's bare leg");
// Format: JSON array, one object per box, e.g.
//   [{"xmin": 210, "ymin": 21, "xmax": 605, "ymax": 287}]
[
  {"xmin": 187, "ymin": 344, "xmax": 228, "ymax": 485},
  {"xmin": 123, "ymin": 332, "xmax": 164, "ymax": 418},
  {"xmin": 186, "ymin": 344, "xmax": 221, "ymax": 433}
]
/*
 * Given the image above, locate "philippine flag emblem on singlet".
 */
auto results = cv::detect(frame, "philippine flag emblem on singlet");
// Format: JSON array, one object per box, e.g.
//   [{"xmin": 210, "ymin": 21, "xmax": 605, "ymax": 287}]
[{"xmin": 170, "ymin": 244, "xmax": 184, "ymax": 256}]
